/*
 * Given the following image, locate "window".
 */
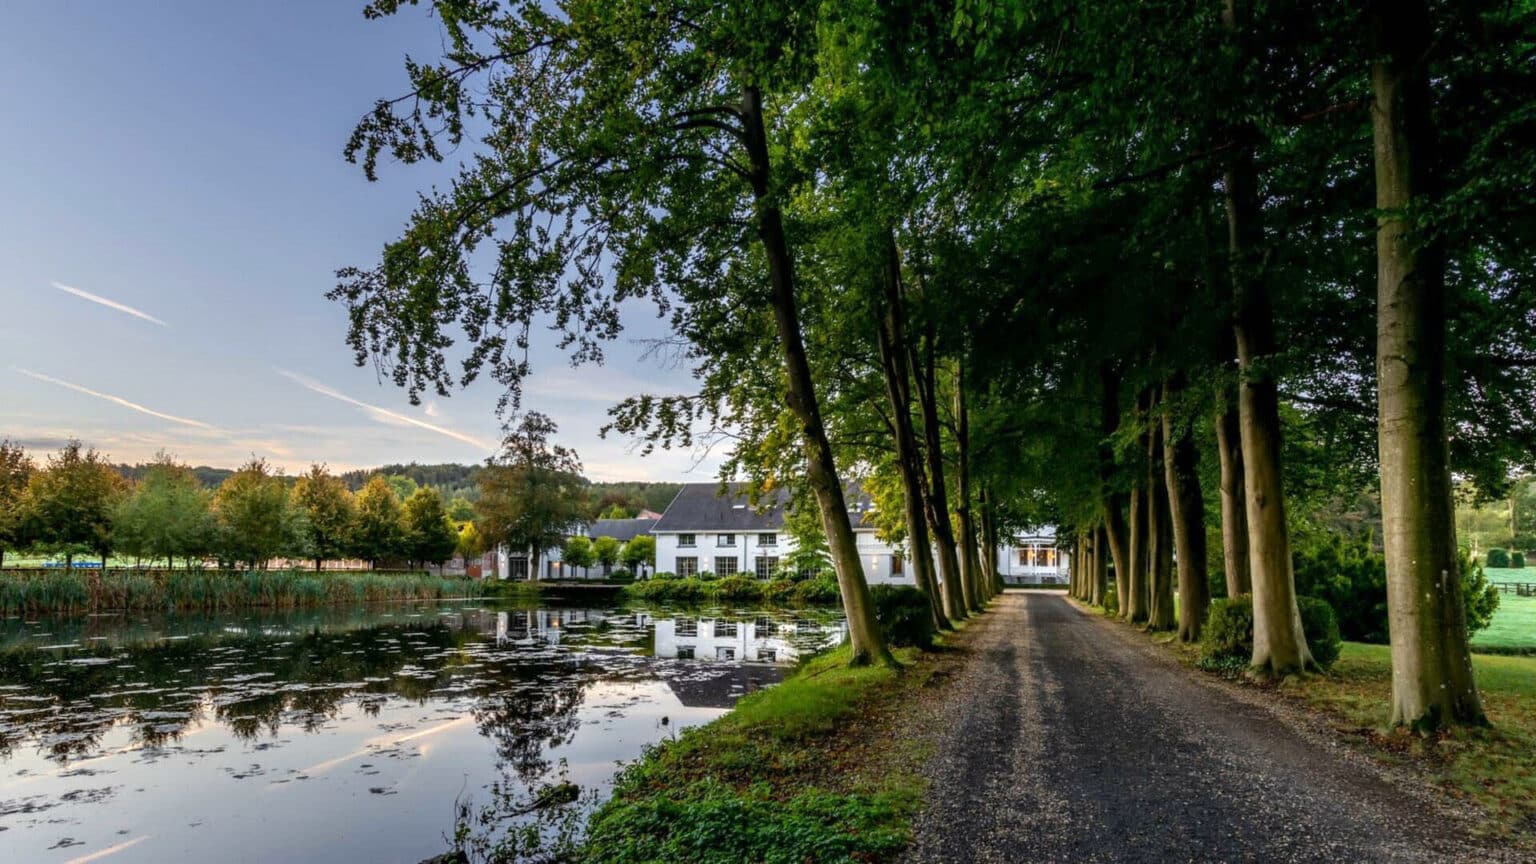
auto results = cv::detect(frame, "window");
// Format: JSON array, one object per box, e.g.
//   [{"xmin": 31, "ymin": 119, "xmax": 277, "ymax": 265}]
[
  {"xmin": 678, "ymin": 533, "xmax": 696, "ymax": 547},
  {"xmin": 758, "ymin": 648, "xmax": 777, "ymax": 663},
  {"xmin": 755, "ymin": 616, "xmax": 773, "ymax": 632},
  {"xmin": 718, "ymin": 533, "xmax": 736, "ymax": 547},
  {"xmin": 677, "ymin": 556, "xmax": 698, "ymax": 577},
  {"xmin": 754, "ymin": 556, "xmax": 779, "ymax": 578},
  {"xmin": 715, "ymin": 557, "xmax": 739, "ymax": 576},
  {"xmin": 891, "ymin": 554, "xmax": 904, "ymax": 575},
  {"xmin": 1034, "ymin": 547, "xmax": 1050, "ymax": 567},
  {"xmin": 758, "ymin": 533, "xmax": 777, "ymax": 546},
  {"xmin": 714, "ymin": 620, "xmax": 738, "ymax": 637},
  {"xmin": 676, "ymin": 646, "xmax": 695, "ymax": 660},
  {"xmin": 716, "ymin": 647, "xmax": 736, "ymax": 661},
  {"xmin": 676, "ymin": 618, "xmax": 697, "ymax": 636},
  {"xmin": 797, "ymin": 560, "xmax": 822, "ymax": 579},
  {"xmin": 1018, "ymin": 548, "xmax": 1030, "ymax": 566}
]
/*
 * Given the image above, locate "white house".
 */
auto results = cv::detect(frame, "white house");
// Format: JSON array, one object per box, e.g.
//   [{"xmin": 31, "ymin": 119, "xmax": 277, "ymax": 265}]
[
  {"xmin": 996, "ymin": 525, "xmax": 1070, "ymax": 585},
  {"xmin": 650, "ymin": 482, "xmax": 915, "ymax": 586}
]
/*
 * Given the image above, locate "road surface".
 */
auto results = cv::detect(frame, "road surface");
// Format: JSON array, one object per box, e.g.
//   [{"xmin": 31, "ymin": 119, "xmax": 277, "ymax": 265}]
[{"xmin": 903, "ymin": 591, "xmax": 1511, "ymax": 863}]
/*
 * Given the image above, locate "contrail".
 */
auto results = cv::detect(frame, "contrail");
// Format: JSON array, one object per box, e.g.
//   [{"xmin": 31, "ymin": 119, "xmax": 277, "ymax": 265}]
[
  {"xmin": 275, "ymin": 369, "xmax": 492, "ymax": 451},
  {"xmin": 15, "ymin": 368, "xmax": 216, "ymax": 430},
  {"xmin": 51, "ymin": 281, "xmax": 168, "ymax": 327}
]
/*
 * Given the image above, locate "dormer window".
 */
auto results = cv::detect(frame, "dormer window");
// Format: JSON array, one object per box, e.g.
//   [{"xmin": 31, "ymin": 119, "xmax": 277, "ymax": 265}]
[{"xmin": 718, "ymin": 533, "xmax": 735, "ymax": 547}]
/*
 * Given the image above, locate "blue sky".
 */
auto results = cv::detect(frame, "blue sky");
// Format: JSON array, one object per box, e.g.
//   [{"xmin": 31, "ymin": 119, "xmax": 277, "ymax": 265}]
[{"xmin": 0, "ymin": 2, "xmax": 715, "ymax": 481}]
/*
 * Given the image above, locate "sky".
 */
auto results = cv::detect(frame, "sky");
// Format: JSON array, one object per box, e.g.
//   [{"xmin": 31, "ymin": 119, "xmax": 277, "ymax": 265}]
[{"xmin": 0, "ymin": 1, "xmax": 718, "ymax": 482}]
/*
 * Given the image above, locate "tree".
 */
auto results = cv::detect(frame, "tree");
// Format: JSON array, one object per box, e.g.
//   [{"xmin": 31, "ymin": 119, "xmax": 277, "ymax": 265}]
[
  {"xmin": 620, "ymin": 535, "xmax": 655, "ymax": 574},
  {"xmin": 591, "ymin": 535, "xmax": 620, "ymax": 575},
  {"xmin": 0, "ymin": 441, "xmax": 34, "ymax": 568},
  {"xmin": 292, "ymin": 464, "xmax": 355, "ymax": 571},
  {"xmin": 476, "ymin": 413, "xmax": 588, "ymax": 582},
  {"xmin": 561, "ymin": 535, "xmax": 594, "ymax": 579},
  {"xmin": 456, "ymin": 520, "xmax": 485, "ymax": 562},
  {"xmin": 446, "ymin": 495, "xmax": 476, "ymax": 523},
  {"xmin": 352, "ymin": 475, "xmax": 404, "ymax": 568},
  {"xmin": 401, "ymin": 486, "xmax": 459, "ymax": 568},
  {"xmin": 113, "ymin": 453, "xmax": 214, "ymax": 568},
  {"xmin": 212, "ymin": 458, "xmax": 293, "ymax": 570},
  {"xmin": 19, "ymin": 441, "xmax": 125, "ymax": 567},
  {"xmin": 382, "ymin": 473, "xmax": 419, "ymax": 502}
]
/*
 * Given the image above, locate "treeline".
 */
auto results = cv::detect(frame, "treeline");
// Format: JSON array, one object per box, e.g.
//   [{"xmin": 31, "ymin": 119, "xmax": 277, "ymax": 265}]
[
  {"xmin": 0, "ymin": 440, "xmax": 465, "ymax": 570},
  {"xmin": 335, "ymin": 0, "xmax": 1534, "ymax": 733}
]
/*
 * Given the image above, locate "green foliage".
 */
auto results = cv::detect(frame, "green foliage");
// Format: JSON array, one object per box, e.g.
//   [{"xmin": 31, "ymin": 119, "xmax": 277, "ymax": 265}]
[
  {"xmin": 19, "ymin": 441, "xmax": 125, "ymax": 563},
  {"xmin": 477, "ymin": 413, "xmax": 587, "ymax": 573},
  {"xmin": 1297, "ymin": 597, "xmax": 1343, "ymax": 670},
  {"xmin": 1200, "ymin": 595, "xmax": 1342, "ymax": 670},
  {"xmin": 869, "ymin": 585, "xmax": 934, "ymax": 649},
  {"xmin": 350, "ymin": 474, "xmax": 404, "ymax": 566},
  {"xmin": 401, "ymin": 487, "xmax": 459, "ymax": 566},
  {"xmin": 562, "ymin": 535, "xmax": 595, "ymax": 573},
  {"xmin": 793, "ymin": 575, "xmax": 841, "ymax": 605},
  {"xmin": 620, "ymin": 535, "xmax": 656, "ymax": 571},
  {"xmin": 628, "ymin": 576, "xmax": 710, "ymax": 603},
  {"xmin": 1461, "ymin": 550, "xmax": 1501, "ymax": 636},
  {"xmin": 212, "ymin": 458, "xmax": 295, "ymax": 569},
  {"xmin": 714, "ymin": 575, "xmax": 764, "ymax": 602},
  {"xmin": 446, "ymin": 494, "xmax": 476, "ymax": 522},
  {"xmin": 1513, "ymin": 552, "xmax": 1527, "ymax": 569},
  {"xmin": 763, "ymin": 578, "xmax": 798, "ymax": 605},
  {"xmin": 1488, "ymin": 548, "xmax": 1512, "ymax": 568},
  {"xmin": 591, "ymin": 535, "xmax": 621, "ymax": 570},
  {"xmin": 1292, "ymin": 533, "xmax": 1390, "ymax": 643},
  {"xmin": 0, "ymin": 440, "xmax": 34, "ymax": 565},
  {"xmin": 291, "ymin": 464, "xmax": 355, "ymax": 568},
  {"xmin": 112, "ymin": 454, "xmax": 215, "ymax": 567}
]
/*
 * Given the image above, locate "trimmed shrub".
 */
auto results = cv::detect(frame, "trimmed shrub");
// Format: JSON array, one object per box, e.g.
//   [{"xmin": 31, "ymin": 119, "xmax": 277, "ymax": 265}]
[
  {"xmin": 1200, "ymin": 594, "xmax": 1341, "ymax": 670},
  {"xmin": 869, "ymin": 585, "xmax": 934, "ymax": 649},
  {"xmin": 1513, "ymin": 551, "xmax": 1527, "ymax": 569},
  {"xmin": 1487, "ymin": 548, "xmax": 1512, "ymax": 569},
  {"xmin": 1297, "ymin": 596, "xmax": 1342, "ymax": 669},
  {"xmin": 697, "ymin": 571, "xmax": 718, "ymax": 582},
  {"xmin": 609, "ymin": 567, "xmax": 633, "ymax": 582},
  {"xmin": 714, "ymin": 575, "xmax": 764, "ymax": 603},
  {"xmin": 793, "ymin": 574, "xmax": 841, "ymax": 605},
  {"xmin": 653, "ymin": 571, "xmax": 678, "ymax": 581}
]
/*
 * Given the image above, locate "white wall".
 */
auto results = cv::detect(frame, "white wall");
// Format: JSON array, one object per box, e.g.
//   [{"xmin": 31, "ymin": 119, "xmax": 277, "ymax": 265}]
[{"xmin": 654, "ymin": 529, "xmax": 914, "ymax": 585}]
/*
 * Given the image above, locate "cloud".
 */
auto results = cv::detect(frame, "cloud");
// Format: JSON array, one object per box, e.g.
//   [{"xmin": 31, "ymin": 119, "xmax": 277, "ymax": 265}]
[
  {"xmin": 51, "ymin": 281, "xmax": 168, "ymax": 327},
  {"xmin": 15, "ymin": 368, "xmax": 218, "ymax": 430},
  {"xmin": 275, "ymin": 369, "xmax": 494, "ymax": 452},
  {"xmin": 423, "ymin": 400, "xmax": 441, "ymax": 417}
]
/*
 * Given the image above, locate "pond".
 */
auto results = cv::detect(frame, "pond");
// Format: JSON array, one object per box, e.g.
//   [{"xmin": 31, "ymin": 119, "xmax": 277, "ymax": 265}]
[{"xmin": 0, "ymin": 600, "xmax": 846, "ymax": 863}]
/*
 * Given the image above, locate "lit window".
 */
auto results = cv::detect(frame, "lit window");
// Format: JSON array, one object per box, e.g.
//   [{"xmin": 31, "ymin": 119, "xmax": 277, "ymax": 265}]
[{"xmin": 891, "ymin": 555, "xmax": 905, "ymax": 575}]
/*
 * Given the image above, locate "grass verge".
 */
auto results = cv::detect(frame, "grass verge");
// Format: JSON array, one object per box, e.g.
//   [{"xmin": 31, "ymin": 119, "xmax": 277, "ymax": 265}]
[
  {"xmin": 580, "ymin": 639, "xmax": 957, "ymax": 863},
  {"xmin": 1084, "ymin": 599, "xmax": 1536, "ymax": 844}
]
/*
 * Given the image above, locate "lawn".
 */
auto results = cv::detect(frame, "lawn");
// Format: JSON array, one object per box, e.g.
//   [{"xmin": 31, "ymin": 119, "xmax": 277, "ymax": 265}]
[
  {"xmin": 1472, "ymin": 593, "xmax": 1536, "ymax": 654},
  {"xmin": 1287, "ymin": 643, "xmax": 1536, "ymax": 842}
]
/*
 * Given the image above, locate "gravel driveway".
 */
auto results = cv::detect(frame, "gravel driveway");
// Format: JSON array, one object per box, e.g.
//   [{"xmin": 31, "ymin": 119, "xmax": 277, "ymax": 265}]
[{"xmin": 903, "ymin": 591, "xmax": 1516, "ymax": 864}]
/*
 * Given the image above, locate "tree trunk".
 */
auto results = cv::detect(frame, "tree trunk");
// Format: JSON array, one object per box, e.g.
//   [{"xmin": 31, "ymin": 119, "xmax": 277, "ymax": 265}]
[
  {"xmin": 1222, "ymin": 0, "xmax": 1313, "ymax": 675},
  {"xmin": 876, "ymin": 233, "xmax": 948, "ymax": 632},
  {"xmin": 1125, "ymin": 391, "xmax": 1152, "ymax": 624},
  {"xmin": 953, "ymin": 367, "xmax": 985, "ymax": 612},
  {"xmin": 979, "ymin": 486, "xmax": 1002, "ymax": 595},
  {"xmin": 1165, "ymin": 381, "xmax": 1212, "ymax": 641},
  {"xmin": 1146, "ymin": 394, "xmax": 1177, "ymax": 631},
  {"xmin": 1097, "ymin": 367, "xmax": 1130, "ymax": 615},
  {"xmin": 1214, "ymin": 377, "xmax": 1251, "ymax": 597},
  {"xmin": 315, "ymin": 557, "xmax": 323, "ymax": 572},
  {"xmin": 742, "ymin": 86, "xmax": 892, "ymax": 666},
  {"xmin": 1093, "ymin": 524, "xmax": 1109, "ymax": 607},
  {"xmin": 913, "ymin": 327, "xmax": 968, "ymax": 622},
  {"xmin": 1370, "ymin": 1, "xmax": 1484, "ymax": 728}
]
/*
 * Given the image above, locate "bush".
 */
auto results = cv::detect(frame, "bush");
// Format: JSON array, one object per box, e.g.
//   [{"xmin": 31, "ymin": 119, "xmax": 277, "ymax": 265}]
[
  {"xmin": 1513, "ymin": 552, "xmax": 1527, "ymax": 569},
  {"xmin": 714, "ymin": 575, "xmax": 764, "ymax": 603},
  {"xmin": 793, "ymin": 574, "xmax": 841, "ymax": 605},
  {"xmin": 869, "ymin": 585, "xmax": 934, "ymax": 649},
  {"xmin": 1488, "ymin": 548, "xmax": 1512, "ymax": 569},
  {"xmin": 1292, "ymin": 533, "xmax": 1388, "ymax": 643},
  {"xmin": 1199, "ymin": 595, "xmax": 1341, "ymax": 670},
  {"xmin": 607, "ymin": 567, "xmax": 635, "ymax": 584},
  {"xmin": 1296, "ymin": 596, "xmax": 1342, "ymax": 669},
  {"xmin": 1100, "ymin": 581, "xmax": 1118, "ymax": 616},
  {"xmin": 653, "ymin": 571, "xmax": 678, "ymax": 580},
  {"xmin": 697, "ymin": 571, "xmax": 718, "ymax": 582},
  {"xmin": 1461, "ymin": 549, "xmax": 1501, "ymax": 635},
  {"xmin": 763, "ymin": 578, "xmax": 797, "ymax": 605}
]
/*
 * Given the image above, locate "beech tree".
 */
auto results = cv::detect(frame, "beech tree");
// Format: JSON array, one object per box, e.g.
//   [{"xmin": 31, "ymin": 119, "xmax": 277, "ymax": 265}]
[
  {"xmin": 19, "ymin": 441, "xmax": 124, "ymax": 568},
  {"xmin": 292, "ymin": 464, "xmax": 356, "ymax": 571},
  {"xmin": 401, "ymin": 486, "xmax": 459, "ymax": 568},
  {"xmin": 352, "ymin": 475, "xmax": 405, "ymax": 568},
  {"xmin": 212, "ymin": 459, "xmax": 293, "ymax": 570}
]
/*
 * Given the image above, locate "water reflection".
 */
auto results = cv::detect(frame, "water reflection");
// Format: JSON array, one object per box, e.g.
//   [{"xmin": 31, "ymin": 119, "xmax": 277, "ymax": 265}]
[{"xmin": 0, "ymin": 603, "xmax": 845, "ymax": 863}]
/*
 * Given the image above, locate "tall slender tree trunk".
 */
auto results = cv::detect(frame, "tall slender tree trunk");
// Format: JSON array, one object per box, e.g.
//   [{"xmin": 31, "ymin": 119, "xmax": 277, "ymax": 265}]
[
  {"xmin": 876, "ymin": 233, "xmax": 948, "ymax": 632},
  {"xmin": 913, "ymin": 326, "xmax": 968, "ymax": 622},
  {"xmin": 1097, "ymin": 368, "xmax": 1130, "ymax": 612},
  {"xmin": 1093, "ymin": 524, "xmax": 1109, "ymax": 606},
  {"xmin": 1125, "ymin": 392, "xmax": 1152, "ymax": 624},
  {"xmin": 1369, "ymin": 2, "xmax": 1483, "ymax": 728},
  {"xmin": 742, "ymin": 87, "xmax": 891, "ymax": 666},
  {"xmin": 980, "ymin": 486, "xmax": 1002, "ymax": 594},
  {"xmin": 1165, "ymin": 380, "xmax": 1211, "ymax": 641},
  {"xmin": 1215, "ymin": 377, "xmax": 1251, "ymax": 597},
  {"xmin": 1222, "ymin": 0, "xmax": 1313, "ymax": 676},
  {"xmin": 1146, "ymin": 393, "xmax": 1177, "ymax": 631},
  {"xmin": 953, "ymin": 368, "xmax": 985, "ymax": 612}
]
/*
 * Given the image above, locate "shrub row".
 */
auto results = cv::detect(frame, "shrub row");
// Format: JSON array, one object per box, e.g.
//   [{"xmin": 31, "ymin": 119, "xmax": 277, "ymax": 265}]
[
  {"xmin": 626, "ymin": 574, "xmax": 842, "ymax": 606},
  {"xmin": 1199, "ymin": 594, "xmax": 1343, "ymax": 671},
  {"xmin": 0, "ymin": 568, "xmax": 485, "ymax": 616}
]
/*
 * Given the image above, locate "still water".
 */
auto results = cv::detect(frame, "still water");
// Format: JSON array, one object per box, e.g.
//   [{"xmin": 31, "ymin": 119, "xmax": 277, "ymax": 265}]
[{"xmin": 0, "ymin": 601, "xmax": 846, "ymax": 863}]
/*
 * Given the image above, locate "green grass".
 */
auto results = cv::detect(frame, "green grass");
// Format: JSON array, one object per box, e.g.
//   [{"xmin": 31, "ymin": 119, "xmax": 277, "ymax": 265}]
[
  {"xmin": 1286, "ymin": 642, "xmax": 1536, "ymax": 842},
  {"xmin": 1472, "ymin": 593, "xmax": 1536, "ymax": 654},
  {"xmin": 580, "ymin": 643, "xmax": 938, "ymax": 863},
  {"xmin": 0, "ymin": 568, "xmax": 485, "ymax": 615}
]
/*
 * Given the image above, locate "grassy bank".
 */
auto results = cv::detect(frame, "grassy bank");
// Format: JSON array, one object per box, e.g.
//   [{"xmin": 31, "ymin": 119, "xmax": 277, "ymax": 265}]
[
  {"xmin": 580, "ymin": 641, "xmax": 948, "ymax": 863},
  {"xmin": 0, "ymin": 568, "xmax": 485, "ymax": 616},
  {"xmin": 1088, "ymin": 601, "xmax": 1536, "ymax": 844}
]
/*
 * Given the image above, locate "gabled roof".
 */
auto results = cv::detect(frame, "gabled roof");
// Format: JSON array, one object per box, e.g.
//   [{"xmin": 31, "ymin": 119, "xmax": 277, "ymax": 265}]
[
  {"xmin": 651, "ymin": 482, "xmax": 878, "ymax": 533},
  {"xmin": 588, "ymin": 517, "xmax": 656, "ymax": 543}
]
